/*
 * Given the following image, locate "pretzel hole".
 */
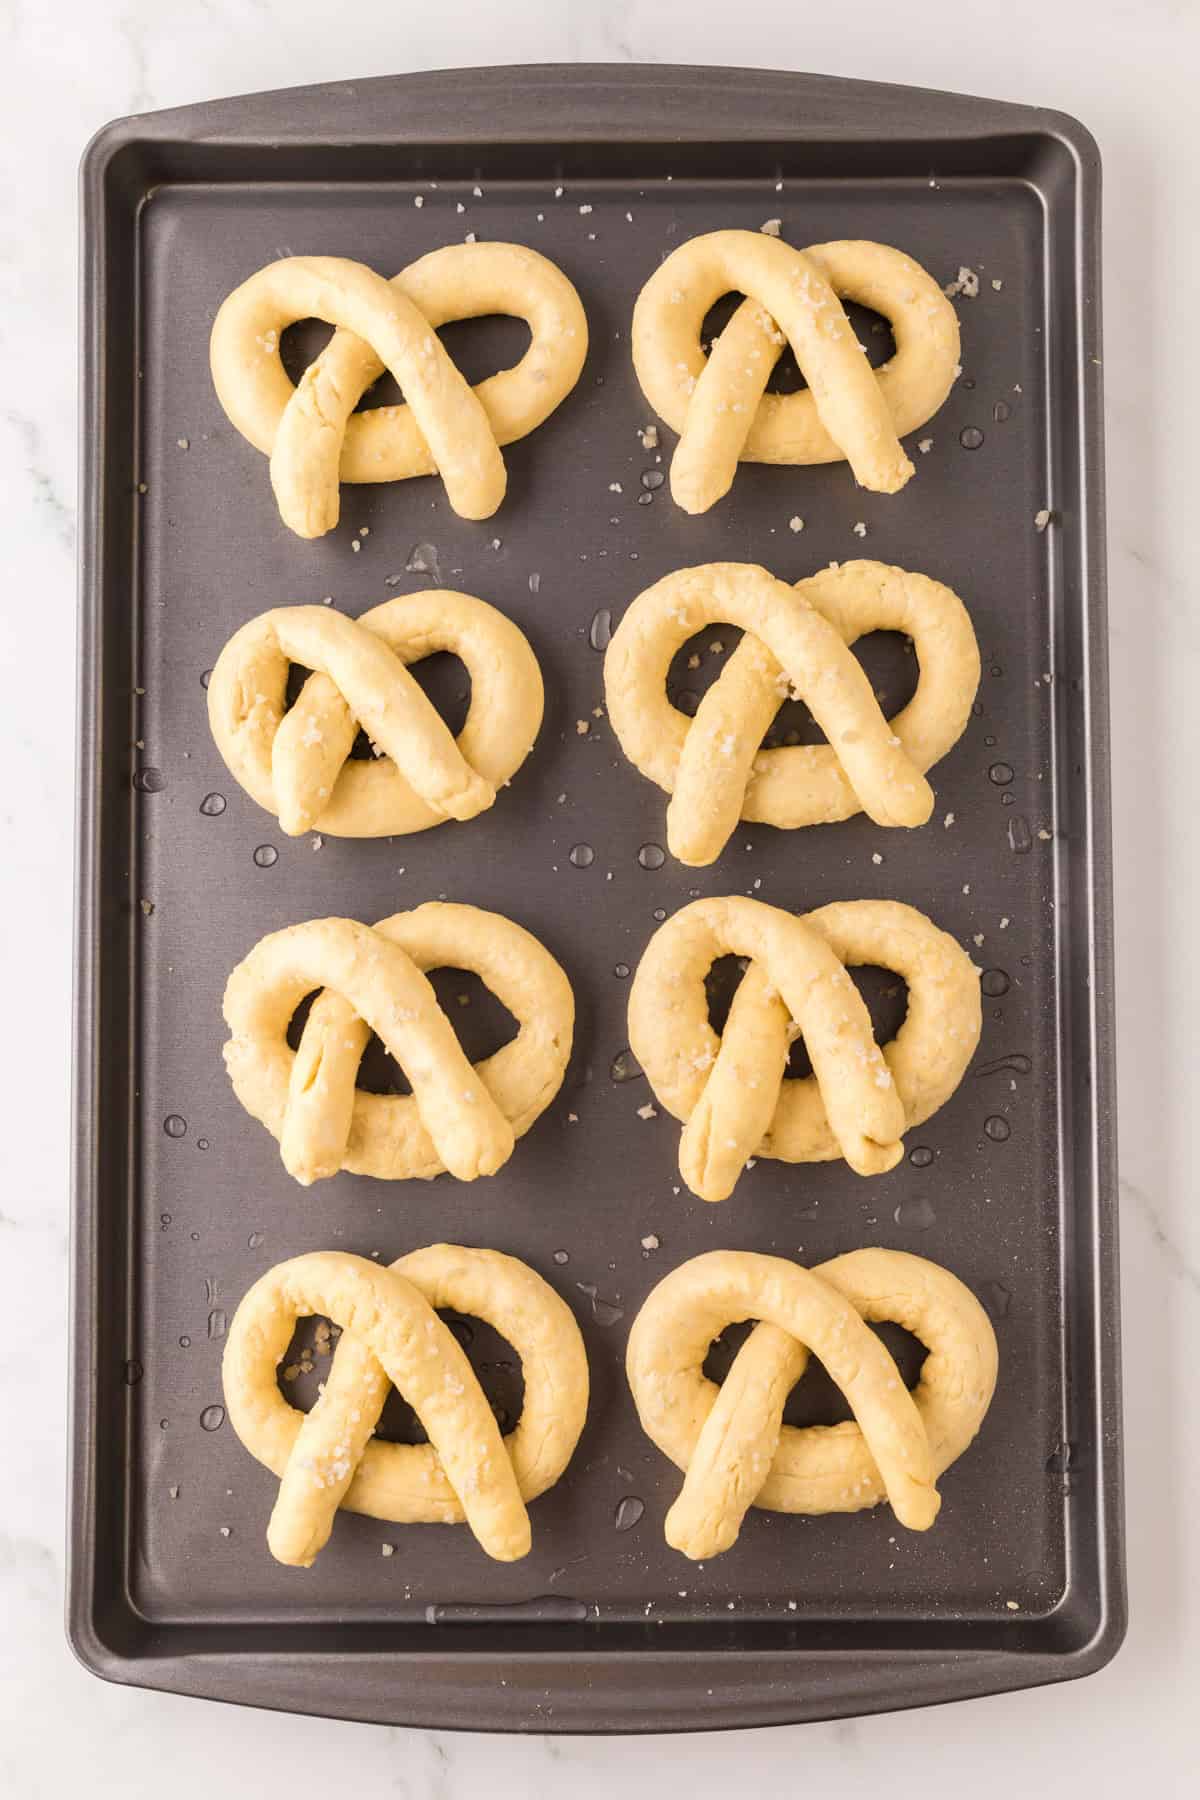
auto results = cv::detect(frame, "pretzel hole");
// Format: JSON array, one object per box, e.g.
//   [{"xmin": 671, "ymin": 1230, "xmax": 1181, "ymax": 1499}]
[
  {"xmin": 275, "ymin": 1310, "xmax": 525, "ymax": 1442},
  {"xmin": 285, "ymin": 969, "xmax": 518, "ymax": 1097},
  {"xmin": 283, "ymin": 650, "xmax": 471, "ymax": 756},
  {"xmin": 279, "ymin": 315, "xmax": 533, "ymax": 412},
  {"xmin": 666, "ymin": 628, "xmax": 917, "ymax": 745},
  {"xmin": 704, "ymin": 958, "xmax": 908, "ymax": 1079},
  {"xmin": 699, "ymin": 295, "xmax": 895, "ymax": 394},
  {"xmin": 702, "ymin": 1318, "xmax": 926, "ymax": 1428}
]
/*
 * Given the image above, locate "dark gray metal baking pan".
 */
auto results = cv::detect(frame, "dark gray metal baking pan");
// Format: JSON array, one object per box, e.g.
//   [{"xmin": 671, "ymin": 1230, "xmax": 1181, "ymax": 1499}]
[{"xmin": 71, "ymin": 63, "xmax": 1122, "ymax": 1732}]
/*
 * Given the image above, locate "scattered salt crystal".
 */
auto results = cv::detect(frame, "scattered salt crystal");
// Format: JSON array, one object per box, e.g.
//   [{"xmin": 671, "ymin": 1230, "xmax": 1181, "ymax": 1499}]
[
  {"xmin": 943, "ymin": 811, "xmax": 955, "ymax": 828},
  {"xmin": 636, "ymin": 1103, "xmax": 658, "ymax": 1121},
  {"xmin": 640, "ymin": 1233, "xmax": 660, "ymax": 1251},
  {"xmin": 852, "ymin": 521, "xmax": 867, "ymax": 538},
  {"xmin": 760, "ymin": 219, "xmax": 782, "ymax": 237},
  {"xmin": 1034, "ymin": 508, "xmax": 1052, "ymax": 531},
  {"xmin": 918, "ymin": 437, "xmax": 933, "ymax": 454},
  {"xmin": 413, "ymin": 195, "xmax": 424, "ymax": 208},
  {"xmin": 788, "ymin": 515, "xmax": 805, "ymax": 533},
  {"xmin": 381, "ymin": 1543, "xmax": 395, "ymax": 1557}
]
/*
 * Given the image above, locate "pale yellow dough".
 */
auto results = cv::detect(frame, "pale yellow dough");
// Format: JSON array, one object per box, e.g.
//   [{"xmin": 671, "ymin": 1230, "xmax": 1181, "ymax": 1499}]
[
  {"xmin": 632, "ymin": 231, "xmax": 960, "ymax": 512},
  {"xmin": 626, "ymin": 1247, "xmax": 998, "ymax": 1559},
  {"xmin": 222, "ymin": 903, "xmax": 574, "ymax": 1186},
  {"xmin": 206, "ymin": 590, "xmax": 543, "ymax": 838},
  {"xmin": 223, "ymin": 1244, "xmax": 589, "ymax": 1566},
  {"xmin": 210, "ymin": 245, "xmax": 587, "ymax": 534},
  {"xmin": 605, "ymin": 562, "xmax": 979, "ymax": 865},
  {"xmin": 628, "ymin": 895, "xmax": 981, "ymax": 1202}
]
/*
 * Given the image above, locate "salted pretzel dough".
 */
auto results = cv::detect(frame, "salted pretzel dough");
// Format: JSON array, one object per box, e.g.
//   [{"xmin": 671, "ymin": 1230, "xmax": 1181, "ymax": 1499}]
[
  {"xmin": 224, "ymin": 1244, "xmax": 589, "ymax": 1565},
  {"xmin": 223, "ymin": 903, "xmax": 574, "ymax": 1185},
  {"xmin": 628, "ymin": 895, "xmax": 981, "ymax": 1202},
  {"xmin": 206, "ymin": 590, "xmax": 543, "ymax": 838},
  {"xmin": 626, "ymin": 1247, "xmax": 998, "ymax": 1558},
  {"xmin": 633, "ymin": 231, "xmax": 959, "ymax": 511},
  {"xmin": 210, "ymin": 245, "xmax": 587, "ymax": 533},
  {"xmin": 606, "ymin": 562, "xmax": 969, "ymax": 864}
]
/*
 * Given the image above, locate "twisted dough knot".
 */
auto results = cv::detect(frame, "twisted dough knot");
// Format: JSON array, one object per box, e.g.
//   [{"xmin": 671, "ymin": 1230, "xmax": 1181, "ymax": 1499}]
[
  {"xmin": 605, "ymin": 561, "xmax": 979, "ymax": 866},
  {"xmin": 224, "ymin": 1245, "xmax": 589, "ymax": 1565},
  {"xmin": 207, "ymin": 591, "xmax": 543, "ymax": 838},
  {"xmin": 223, "ymin": 903, "xmax": 574, "ymax": 1186},
  {"xmin": 628, "ymin": 896, "xmax": 981, "ymax": 1202},
  {"xmin": 626, "ymin": 1248, "xmax": 998, "ymax": 1559},
  {"xmin": 632, "ymin": 230, "xmax": 960, "ymax": 512},
  {"xmin": 210, "ymin": 246, "xmax": 587, "ymax": 534}
]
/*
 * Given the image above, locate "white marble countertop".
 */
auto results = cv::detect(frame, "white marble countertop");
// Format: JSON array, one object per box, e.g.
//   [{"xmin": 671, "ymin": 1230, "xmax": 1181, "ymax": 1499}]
[{"xmin": 1, "ymin": 0, "xmax": 1194, "ymax": 1790}]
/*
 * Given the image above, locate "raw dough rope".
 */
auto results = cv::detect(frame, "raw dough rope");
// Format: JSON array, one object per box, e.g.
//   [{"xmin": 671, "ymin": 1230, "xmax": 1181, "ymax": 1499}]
[
  {"xmin": 605, "ymin": 562, "xmax": 978, "ymax": 866},
  {"xmin": 628, "ymin": 895, "xmax": 981, "ymax": 1202},
  {"xmin": 210, "ymin": 245, "xmax": 588, "ymax": 533},
  {"xmin": 223, "ymin": 903, "xmax": 574, "ymax": 1186},
  {"xmin": 207, "ymin": 590, "xmax": 543, "ymax": 838},
  {"xmin": 627, "ymin": 1248, "xmax": 997, "ymax": 1558},
  {"xmin": 224, "ymin": 1244, "xmax": 589, "ymax": 1565},
  {"xmin": 632, "ymin": 230, "xmax": 960, "ymax": 512}
]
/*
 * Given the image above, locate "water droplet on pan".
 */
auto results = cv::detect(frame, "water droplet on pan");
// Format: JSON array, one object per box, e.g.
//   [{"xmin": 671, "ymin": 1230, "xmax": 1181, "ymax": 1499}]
[
  {"xmin": 200, "ymin": 1404, "xmax": 225, "ymax": 1432},
  {"xmin": 247, "ymin": 1231, "xmax": 265, "ymax": 1250},
  {"xmin": 123, "ymin": 1359, "xmax": 144, "ymax": 1385},
  {"xmin": 993, "ymin": 399, "xmax": 1011, "ymax": 423},
  {"xmin": 640, "ymin": 469, "xmax": 665, "ymax": 491},
  {"xmin": 984, "ymin": 1115, "xmax": 1012, "ymax": 1142},
  {"xmin": 199, "ymin": 792, "xmax": 227, "ymax": 816},
  {"xmin": 207, "ymin": 1309, "xmax": 227, "ymax": 1340},
  {"xmin": 588, "ymin": 609, "xmax": 613, "ymax": 651},
  {"xmin": 907, "ymin": 1145, "xmax": 934, "ymax": 1168},
  {"xmin": 610, "ymin": 1049, "xmax": 644, "ymax": 1083},
  {"xmin": 133, "ymin": 767, "xmax": 166, "ymax": 793},
  {"xmin": 575, "ymin": 1281, "xmax": 625, "ymax": 1325},
  {"xmin": 893, "ymin": 1196, "xmax": 936, "ymax": 1230},
  {"xmin": 614, "ymin": 963, "xmax": 630, "ymax": 979},
  {"xmin": 988, "ymin": 762, "xmax": 1014, "ymax": 786},
  {"xmin": 568, "ymin": 843, "xmax": 595, "ymax": 868},
  {"xmin": 637, "ymin": 843, "xmax": 665, "ymax": 870},
  {"xmin": 614, "ymin": 1495, "xmax": 645, "ymax": 1532},
  {"xmin": 553, "ymin": 1249, "xmax": 570, "ymax": 1265},
  {"xmin": 975, "ymin": 1052, "xmax": 1032, "ymax": 1079},
  {"xmin": 200, "ymin": 669, "xmax": 213, "ymax": 689},
  {"xmin": 980, "ymin": 969, "xmax": 1011, "ymax": 997},
  {"xmin": 252, "ymin": 844, "xmax": 278, "ymax": 868},
  {"xmin": 404, "ymin": 542, "xmax": 442, "ymax": 580},
  {"xmin": 1007, "ymin": 815, "xmax": 1032, "ymax": 854},
  {"xmin": 959, "ymin": 426, "xmax": 985, "ymax": 450},
  {"xmin": 163, "ymin": 1114, "xmax": 187, "ymax": 1138}
]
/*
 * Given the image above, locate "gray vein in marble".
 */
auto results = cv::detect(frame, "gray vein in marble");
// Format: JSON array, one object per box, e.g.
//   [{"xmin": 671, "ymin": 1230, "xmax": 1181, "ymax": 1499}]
[
  {"xmin": 1121, "ymin": 1175, "xmax": 1199, "ymax": 1295},
  {"xmin": 2, "ymin": 409, "xmax": 75, "ymax": 552}
]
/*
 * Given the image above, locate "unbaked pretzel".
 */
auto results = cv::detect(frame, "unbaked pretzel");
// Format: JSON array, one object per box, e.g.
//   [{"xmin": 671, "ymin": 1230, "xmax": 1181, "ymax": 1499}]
[
  {"xmin": 210, "ymin": 245, "xmax": 588, "ymax": 534},
  {"xmin": 628, "ymin": 895, "xmax": 980, "ymax": 1202},
  {"xmin": 606, "ymin": 562, "xmax": 974, "ymax": 864},
  {"xmin": 207, "ymin": 591, "xmax": 543, "ymax": 838},
  {"xmin": 223, "ymin": 903, "xmax": 574, "ymax": 1186},
  {"xmin": 626, "ymin": 1247, "xmax": 997, "ymax": 1558},
  {"xmin": 224, "ymin": 1244, "xmax": 589, "ymax": 1565},
  {"xmin": 632, "ymin": 231, "xmax": 959, "ymax": 511}
]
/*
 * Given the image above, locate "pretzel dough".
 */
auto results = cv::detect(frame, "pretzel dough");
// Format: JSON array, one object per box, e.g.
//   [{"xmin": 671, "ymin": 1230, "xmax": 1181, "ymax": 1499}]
[
  {"xmin": 223, "ymin": 903, "xmax": 574, "ymax": 1185},
  {"xmin": 626, "ymin": 1247, "xmax": 998, "ymax": 1558},
  {"xmin": 210, "ymin": 245, "xmax": 587, "ymax": 533},
  {"xmin": 606, "ymin": 562, "xmax": 960, "ymax": 864},
  {"xmin": 224, "ymin": 1244, "xmax": 589, "ymax": 1565},
  {"xmin": 632, "ymin": 231, "xmax": 959, "ymax": 511},
  {"xmin": 628, "ymin": 895, "xmax": 981, "ymax": 1201},
  {"xmin": 207, "ymin": 590, "xmax": 543, "ymax": 838}
]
